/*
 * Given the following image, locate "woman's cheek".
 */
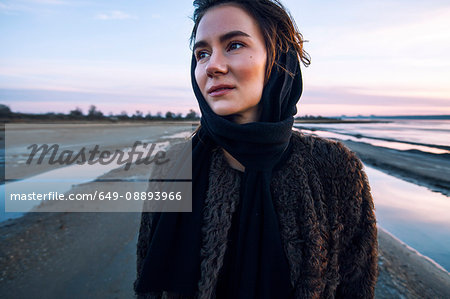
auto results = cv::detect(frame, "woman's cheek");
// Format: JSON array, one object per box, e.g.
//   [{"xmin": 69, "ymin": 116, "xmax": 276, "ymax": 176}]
[
  {"xmin": 241, "ymin": 62, "xmax": 265, "ymax": 95},
  {"xmin": 238, "ymin": 56, "xmax": 265, "ymax": 84},
  {"xmin": 195, "ymin": 66, "xmax": 207, "ymax": 98}
]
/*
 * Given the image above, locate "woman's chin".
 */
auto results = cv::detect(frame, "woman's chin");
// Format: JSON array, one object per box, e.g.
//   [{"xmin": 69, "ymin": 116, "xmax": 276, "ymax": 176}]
[{"xmin": 210, "ymin": 106, "xmax": 237, "ymax": 117}]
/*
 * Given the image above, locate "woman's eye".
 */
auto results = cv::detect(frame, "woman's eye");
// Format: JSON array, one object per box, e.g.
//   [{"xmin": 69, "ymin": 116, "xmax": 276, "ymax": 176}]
[
  {"xmin": 229, "ymin": 42, "xmax": 244, "ymax": 51},
  {"xmin": 196, "ymin": 51, "xmax": 210, "ymax": 61}
]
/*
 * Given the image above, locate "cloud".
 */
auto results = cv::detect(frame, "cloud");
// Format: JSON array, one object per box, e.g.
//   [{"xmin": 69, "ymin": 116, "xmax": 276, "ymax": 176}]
[
  {"xmin": 95, "ymin": 10, "xmax": 137, "ymax": 20},
  {"xmin": 297, "ymin": 85, "xmax": 450, "ymax": 116},
  {"xmin": 0, "ymin": 58, "xmax": 191, "ymax": 99}
]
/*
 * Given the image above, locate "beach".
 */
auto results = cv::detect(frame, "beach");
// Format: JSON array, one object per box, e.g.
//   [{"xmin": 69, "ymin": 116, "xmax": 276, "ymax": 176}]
[{"xmin": 1, "ymin": 122, "xmax": 449, "ymax": 298}]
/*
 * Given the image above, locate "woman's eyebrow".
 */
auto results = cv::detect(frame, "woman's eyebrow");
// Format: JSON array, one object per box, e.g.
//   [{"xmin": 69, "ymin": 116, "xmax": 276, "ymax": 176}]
[{"xmin": 193, "ymin": 30, "xmax": 251, "ymax": 51}]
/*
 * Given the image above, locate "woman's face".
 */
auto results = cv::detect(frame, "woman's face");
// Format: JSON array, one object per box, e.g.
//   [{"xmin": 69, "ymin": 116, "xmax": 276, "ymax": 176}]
[{"xmin": 194, "ymin": 4, "xmax": 267, "ymax": 124}]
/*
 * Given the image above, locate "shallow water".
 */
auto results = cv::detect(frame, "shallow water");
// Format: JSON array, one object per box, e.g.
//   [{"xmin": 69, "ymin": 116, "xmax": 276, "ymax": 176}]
[
  {"xmin": 364, "ymin": 166, "xmax": 450, "ymax": 272},
  {"xmin": 295, "ymin": 119, "xmax": 450, "ymax": 154}
]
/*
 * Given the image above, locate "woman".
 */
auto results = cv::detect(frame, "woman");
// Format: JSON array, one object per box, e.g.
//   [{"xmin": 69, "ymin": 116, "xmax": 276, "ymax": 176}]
[{"xmin": 135, "ymin": 0, "xmax": 378, "ymax": 298}]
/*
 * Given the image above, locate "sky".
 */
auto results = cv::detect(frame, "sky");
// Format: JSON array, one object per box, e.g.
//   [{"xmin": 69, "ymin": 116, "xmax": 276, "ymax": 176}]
[{"xmin": 1, "ymin": 0, "xmax": 450, "ymax": 117}]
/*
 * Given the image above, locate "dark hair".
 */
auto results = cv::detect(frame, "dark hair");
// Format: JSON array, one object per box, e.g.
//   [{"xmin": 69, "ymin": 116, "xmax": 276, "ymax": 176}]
[{"xmin": 190, "ymin": 0, "xmax": 310, "ymax": 81}]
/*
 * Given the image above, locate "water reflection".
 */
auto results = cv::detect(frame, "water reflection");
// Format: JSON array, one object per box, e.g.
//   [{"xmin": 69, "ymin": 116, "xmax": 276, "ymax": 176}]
[
  {"xmin": 365, "ymin": 166, "xmax": 450, "ymax": 272},
  {"xmin": 294, "ymin": 119, "xmax": 450, "ymax": 154},
  {"xmin": 299, "ymin": 129, "xmax": 449, "ymax": 154},
  {"xmin": 296, "ymin": 119, "xmax": 450, "ymax": 147}
]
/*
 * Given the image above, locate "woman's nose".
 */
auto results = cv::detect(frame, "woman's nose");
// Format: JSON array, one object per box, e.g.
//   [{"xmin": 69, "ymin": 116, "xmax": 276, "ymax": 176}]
[{"xmin": 206, "ymin": 51, "xmax": 228, "ymax": 77}]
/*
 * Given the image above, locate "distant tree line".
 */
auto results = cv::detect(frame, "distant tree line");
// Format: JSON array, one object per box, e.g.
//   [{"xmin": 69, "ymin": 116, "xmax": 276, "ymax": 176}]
[
  {"xmin": 294, "ymin": 114, "xmax": 338, "ymax": 120},
  {"xmin": 0, "ymin": 104, "xmax": 200, "ymax": 122},
  {"xmin": 0, "ymin": 104, "xmax": 347, "ymax": 122}
]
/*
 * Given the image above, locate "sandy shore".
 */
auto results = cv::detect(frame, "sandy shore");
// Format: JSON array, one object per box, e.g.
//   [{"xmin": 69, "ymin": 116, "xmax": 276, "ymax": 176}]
[
  {"xmin": 1, "ymin": 206, "xmax": 449, "ymax": 298},
  {"xmin": 1, "ymin": 128, "xmax": 450, "ymax": 298},
  {"xmin": 376, "ymin": 227, "xmax": 450, "ymax": 298}
]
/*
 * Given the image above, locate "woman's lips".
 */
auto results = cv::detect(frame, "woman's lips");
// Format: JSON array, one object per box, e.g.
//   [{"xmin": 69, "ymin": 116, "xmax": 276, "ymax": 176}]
[{"xmin": 208, "ymin": 87, "xmax": 235, "ymax": 97}]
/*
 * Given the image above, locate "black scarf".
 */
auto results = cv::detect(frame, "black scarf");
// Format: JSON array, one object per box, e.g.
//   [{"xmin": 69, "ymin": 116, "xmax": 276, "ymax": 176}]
[{"xmin": 135, "ymin": 49, "xmax": 303, "ymax": 298}]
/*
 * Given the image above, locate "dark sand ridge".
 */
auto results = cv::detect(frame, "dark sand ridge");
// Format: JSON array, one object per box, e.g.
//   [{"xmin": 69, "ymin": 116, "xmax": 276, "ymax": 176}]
[
  {"xmin": 1, "ymin": 133, "xmax": 450, "ymax": 298},
  {"xmin": 340, "ymin": 140, "xmax": 450, "ymax": 196}
]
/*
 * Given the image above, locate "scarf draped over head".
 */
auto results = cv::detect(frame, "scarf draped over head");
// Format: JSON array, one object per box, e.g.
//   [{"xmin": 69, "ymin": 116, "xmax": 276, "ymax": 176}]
[{"xmin": 135, "ymin": 48, "xmax": 303, "ymax": 298}]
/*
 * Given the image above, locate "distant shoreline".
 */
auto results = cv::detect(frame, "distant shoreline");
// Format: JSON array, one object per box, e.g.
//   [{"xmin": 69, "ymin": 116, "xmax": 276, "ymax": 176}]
[{"xmin": 1, "ymin": 118, "xmax": 385, "ymax": 124}]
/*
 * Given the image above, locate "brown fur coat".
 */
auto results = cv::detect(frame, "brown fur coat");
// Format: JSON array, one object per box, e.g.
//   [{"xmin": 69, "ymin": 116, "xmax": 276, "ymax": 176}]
[{"xmin": 135, "ymin": 131, "xmax": 378, "ymax": 298}]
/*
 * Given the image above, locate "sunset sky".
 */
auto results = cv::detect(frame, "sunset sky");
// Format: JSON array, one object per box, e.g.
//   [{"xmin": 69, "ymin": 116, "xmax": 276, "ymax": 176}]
[{"xmin": 1, "ymin": 0, "xmax": 449, "ymax": 117}]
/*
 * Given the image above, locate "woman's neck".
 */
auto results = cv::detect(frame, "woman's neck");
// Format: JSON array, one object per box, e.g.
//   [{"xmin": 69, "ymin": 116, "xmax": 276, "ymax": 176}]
[
  {"xmin": 222, "ymin": 148, "xmax": 245, "ymax": 172},
  {"xmin": 229, "ymin": 105, "xmax": 262, "ymax": 124}
]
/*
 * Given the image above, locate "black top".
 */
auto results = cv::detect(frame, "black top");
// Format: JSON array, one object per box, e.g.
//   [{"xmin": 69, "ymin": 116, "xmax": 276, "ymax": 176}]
[
  {"xmin": 215, "ymin": 144, "xmax": 295, "ymax": 299},
  {"xmin": 215, "ymin": 172, "xmax": 244, "ymax": 298}
]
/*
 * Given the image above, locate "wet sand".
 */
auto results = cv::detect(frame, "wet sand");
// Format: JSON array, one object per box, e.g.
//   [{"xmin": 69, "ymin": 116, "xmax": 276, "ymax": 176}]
[
  {"xmin": 1, "ymin": 126, "xmax": 450, "ymax": 298},
  {"xmin": 376, "ymin": 227, "xmax": 450, "ymax": 298}
]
